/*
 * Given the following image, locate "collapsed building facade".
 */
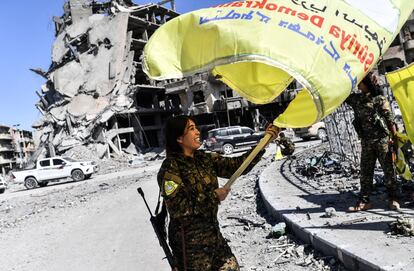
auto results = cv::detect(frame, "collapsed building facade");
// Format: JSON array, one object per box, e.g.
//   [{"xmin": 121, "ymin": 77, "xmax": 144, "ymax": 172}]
[
  {"xmin": 32, "ymin": 0, "xmax": 413, "ymax": 164},
  {"xmin": 32, "ymin": 0, "xmax": 295, "ymax": 160}
]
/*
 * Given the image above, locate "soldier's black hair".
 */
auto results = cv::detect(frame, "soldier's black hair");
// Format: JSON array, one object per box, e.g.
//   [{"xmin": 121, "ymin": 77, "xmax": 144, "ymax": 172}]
[{"xmin": 165, "ymin": 115, "xmax": 197, "ymax": 156}]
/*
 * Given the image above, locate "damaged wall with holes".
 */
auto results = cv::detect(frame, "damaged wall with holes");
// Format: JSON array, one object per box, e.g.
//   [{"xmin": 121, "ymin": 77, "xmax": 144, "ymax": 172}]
[
  {"xmin": 32, "ymin": 0, "xmax": 297, "ymax": 160},
  {"xmin": 32, "ymin": 0, "xmax": 182, "ymax": 160}
]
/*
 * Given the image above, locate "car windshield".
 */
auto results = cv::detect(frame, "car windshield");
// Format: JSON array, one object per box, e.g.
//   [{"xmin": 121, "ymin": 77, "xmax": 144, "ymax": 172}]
[{"xmin": 63, "ymin": 157, "xmax": 78, "ymax": 162}]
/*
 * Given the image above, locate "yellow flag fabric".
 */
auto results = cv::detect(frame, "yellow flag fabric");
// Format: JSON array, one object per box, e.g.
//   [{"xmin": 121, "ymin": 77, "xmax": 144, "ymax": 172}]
[
  {"xmin": 144, "ymin": 0, "xmax": 414, "ymax": 127},
  {"xmin": 386, "ymin": 63, "xmax": 414, "ymax": 144},
  {"xmin": 275, "ymin": 145, "xmax": 283, "ymax": 160},
  {"xmin": 394, "ymin": 132, "xmax": 412, "ymax": 181}
]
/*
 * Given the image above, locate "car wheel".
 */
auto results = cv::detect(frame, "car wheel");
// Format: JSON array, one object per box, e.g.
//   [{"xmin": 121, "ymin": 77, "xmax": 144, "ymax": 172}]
[
  {"xmin": 39, "ymin": 182, "xmax": 49, "ymax": 187},
  {"xmin": 85, "ymin": 174, "xmax": 92, "ymax": 179},
  {"xmin": 317, "ymin": 128, "xmax": 328, "ymax": 142},
  {"xmin": 0, "ymin": 188, "xmax": 5, "ymax": 194},
  {"xmin": 71, "ymin": 169, "xmax": 85, "ymax": 181},
  {"xmin": 24, "ymin": 177, "xmax": 38, "ymax": 189},
  {"xmin": 222, "ymin": 143, "xmax": 234, "ymax": 155}
]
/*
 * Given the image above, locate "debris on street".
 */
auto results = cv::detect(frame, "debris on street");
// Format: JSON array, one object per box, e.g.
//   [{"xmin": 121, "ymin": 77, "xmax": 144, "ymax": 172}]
[{"xmin": 389, "ymin": 217, "xmax": 414, "ymax": 236}]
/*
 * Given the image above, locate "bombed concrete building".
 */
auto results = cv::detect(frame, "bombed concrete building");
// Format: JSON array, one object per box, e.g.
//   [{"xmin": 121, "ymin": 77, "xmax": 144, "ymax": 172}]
[
  {"xmin": 32, "ymin": 0, "xmax": 181, "ymax": 158},
  {"xmin": 378, "ymin": 12, "xmax": 414, "ymax": 74},
  {"xmin": 32, "ymin": 0, "xmax": 295, "ymax": 159},
  {"xmin": 0, "ymin": 124, "xmax": 35, "ymax": 175}
]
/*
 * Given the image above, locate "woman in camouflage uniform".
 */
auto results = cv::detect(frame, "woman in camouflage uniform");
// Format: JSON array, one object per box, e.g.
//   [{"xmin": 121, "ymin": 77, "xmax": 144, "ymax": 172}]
[
  {"xmin": 158, "ymin": 115, "xmax": 278, "ymax": 271},
  {"xmin": 346, "ymin": 73, "xmax": 400, "ymax": 212}
]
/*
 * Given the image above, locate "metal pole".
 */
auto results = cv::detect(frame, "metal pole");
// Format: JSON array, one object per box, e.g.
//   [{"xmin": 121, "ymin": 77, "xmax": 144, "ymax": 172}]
[{"xmin": 225, "ymin": 89, "xmax": 231, "ymax": 126}]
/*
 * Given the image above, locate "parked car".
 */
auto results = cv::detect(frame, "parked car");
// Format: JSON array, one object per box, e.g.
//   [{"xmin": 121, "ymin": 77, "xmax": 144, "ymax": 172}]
[
  {"xmin": 205, "ymin": 126, "xmax": 265, "ymax": 155},
  {"xmin": 11, "ymin": 157, "xmax": 98, "ymax": 190},
  {"xmin": 0, "ymin": 176, "xmax": 6, "ymax": 194},
  {"xmin": 293, "ymin": 121, "xmax": 327, "ymax": 141}
]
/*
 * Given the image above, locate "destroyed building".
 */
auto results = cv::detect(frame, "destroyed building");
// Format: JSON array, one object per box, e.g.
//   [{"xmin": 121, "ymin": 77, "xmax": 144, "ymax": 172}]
[
  {"xmin": 32, "ymin": 0, "xmax": 296, "ymax": 159},
  {"xmin": 31, "ymin": 0, "xmax": 413, "ymax": 163},
  {"xmin": 32, "ymin": 0, "xmax": 182, "ymax": 159},
  {"xmin": 0, "ymin": 124, "xmax": 35, "ymax": 175}
]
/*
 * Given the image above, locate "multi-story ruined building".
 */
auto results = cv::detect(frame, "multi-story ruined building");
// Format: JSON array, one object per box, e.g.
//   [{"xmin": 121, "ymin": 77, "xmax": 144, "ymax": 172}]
[
  {"xmin": 32, "ymin": 0, "xmax": 181, "ymax": 159},
  {"xmin": 31, "ymin": 0, "xmax": 413, "ymax": 161},
  {"xmin": 31, "ymin": 0, "xmax": 295, "ymax": 159},
  {"xmin": 378, "ymin": 12, "xmax": 414, "ymax": 74},
  {"xmin": 0, "ymin": 124, "xmax": 35, "ymax": 175}
]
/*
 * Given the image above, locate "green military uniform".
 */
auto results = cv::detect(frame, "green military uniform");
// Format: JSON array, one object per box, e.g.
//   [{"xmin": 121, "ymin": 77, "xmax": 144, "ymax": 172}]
[
  {"xmin": 277, "ymin": 136, "xmax": 295, "ymax": 156},
  {"xmin": 346, "ymin": 92, "xmax": 397, "ymax": 202},
  {"xmin": 157, "ymin": 149, "xmax": 264, "ymax": 271}
]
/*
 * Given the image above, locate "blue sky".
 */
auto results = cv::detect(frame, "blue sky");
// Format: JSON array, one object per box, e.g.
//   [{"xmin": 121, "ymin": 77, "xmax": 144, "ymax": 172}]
[{"xmin": 0, "ymin": 0, "xmax": 228, "ymax": 131}]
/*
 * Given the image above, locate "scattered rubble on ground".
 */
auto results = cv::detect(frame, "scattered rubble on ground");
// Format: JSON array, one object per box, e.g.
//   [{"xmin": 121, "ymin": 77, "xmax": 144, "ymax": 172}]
[
  {"xmin": 220, "ymin": 153, "xmax": 347, "ymax": 271},
  {"xmin": 389, "ymin": 217, "xmax": 414, "ymax": 236},
  {"xmin": 292, "ymin": 143, "xmax": 360, "ymax": 194}
]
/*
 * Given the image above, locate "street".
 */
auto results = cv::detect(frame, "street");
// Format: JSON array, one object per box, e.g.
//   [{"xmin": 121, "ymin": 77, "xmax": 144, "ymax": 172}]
[{"xmin": 0, "ymin": 140, "xmax": 334, "ymax": 271}]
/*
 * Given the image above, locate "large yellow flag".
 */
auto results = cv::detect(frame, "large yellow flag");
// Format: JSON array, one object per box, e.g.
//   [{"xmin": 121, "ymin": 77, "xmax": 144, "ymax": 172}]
[
  {"xmin": 386, "ymin": 63, "xmax": 414, "ymax": 144},
  {"xmin": 144, "ymin": 0, "xmax": 414, "ymax": 127}
]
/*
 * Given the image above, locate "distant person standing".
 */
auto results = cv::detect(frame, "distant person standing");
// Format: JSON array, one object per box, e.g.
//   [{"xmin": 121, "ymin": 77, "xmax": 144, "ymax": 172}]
[{"xmin": 346, "ymin": 73, "xmax": 400, "ymax": 212}]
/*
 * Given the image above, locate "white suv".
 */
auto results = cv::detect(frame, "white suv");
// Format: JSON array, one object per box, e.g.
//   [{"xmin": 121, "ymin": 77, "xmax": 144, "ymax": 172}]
[{"xmin": 293, "ymin": 121, "xmax": 327, "ymax": 141}]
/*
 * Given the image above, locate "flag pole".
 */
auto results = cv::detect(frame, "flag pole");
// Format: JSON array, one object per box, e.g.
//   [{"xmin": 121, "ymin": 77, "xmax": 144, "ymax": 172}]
[{"xmin": 224, "ymin": 133, "xmax": 272, "ymax": 189}]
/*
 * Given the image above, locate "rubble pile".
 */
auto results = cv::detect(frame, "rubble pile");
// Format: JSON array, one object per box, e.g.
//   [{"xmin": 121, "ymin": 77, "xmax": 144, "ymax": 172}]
[
  {"xmin": 220, "ymin": 154, "xmax": 347, "ymax": 270},
  {"xmin": 389, "ymin": 217, "xmax": 414, "ymax": 236},
  {"xmin": 293, "ymin": 143, "xmax": 360, "ymax": 194},
  {"xmin": 32, "ymin": 0, "xmax": 179, "ymax": 159}
]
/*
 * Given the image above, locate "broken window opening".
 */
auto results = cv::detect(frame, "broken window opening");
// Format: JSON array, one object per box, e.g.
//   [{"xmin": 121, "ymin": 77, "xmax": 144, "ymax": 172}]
[{"xmin": 193, "ymin": 91, "xmax": 205, "ymax": 104}]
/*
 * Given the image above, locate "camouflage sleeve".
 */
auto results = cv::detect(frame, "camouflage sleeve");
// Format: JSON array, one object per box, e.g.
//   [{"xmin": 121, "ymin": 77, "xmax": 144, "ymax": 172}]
[
  {"xmin": 157, "ymin": 159, "xmax": 219, "ymax": 218},
  {"xmin": 208, "ymin": 149, "xmax": 265, "ymax": 179},
  {"xmin": 157, "ymin": 159, "xmax": 194, "ymax": 219},
  {"xmin": 376, "ymin": 95, "xmax": 395, "ymax": 128}
]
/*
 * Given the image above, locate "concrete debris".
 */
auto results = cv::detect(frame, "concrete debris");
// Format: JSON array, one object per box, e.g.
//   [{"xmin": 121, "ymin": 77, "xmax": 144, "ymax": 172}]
[
  {"xmin": 268, "ymin": 222, "xmax": 287, "ymax": 239},
  {"xmin": 389, "ymin": 217, "xmax": 414, "ymax": 236},
  {"xmin": 296, "ymin": 150, "xmax": 358, "ymax": 180},
  {"xmin": 323, "ymin": 207, "xmax": 337, "ymax": 218},
  {"xmin": 124, "ymin": 142, "xmax": 139, "ymax": 155}
]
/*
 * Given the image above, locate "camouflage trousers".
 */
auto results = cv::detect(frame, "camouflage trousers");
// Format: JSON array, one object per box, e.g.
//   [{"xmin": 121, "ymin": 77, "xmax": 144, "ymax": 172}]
[
  {"xmin": 359, "ymin": 138, "xmax": 398, "ymax": 202},
  {"xmin": 169, "ymin": 219, "xmax": 240, "ymax": 271}
]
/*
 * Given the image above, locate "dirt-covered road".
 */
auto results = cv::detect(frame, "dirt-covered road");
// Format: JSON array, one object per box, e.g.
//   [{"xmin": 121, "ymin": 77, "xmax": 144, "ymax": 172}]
[{"xmin": 1, "ymin": 141, "xmax": 345, "ymax": 271}]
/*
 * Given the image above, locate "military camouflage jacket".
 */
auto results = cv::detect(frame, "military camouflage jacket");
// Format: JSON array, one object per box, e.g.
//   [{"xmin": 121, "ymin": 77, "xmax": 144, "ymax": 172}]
[
  {"xmin": 277, "ymin": 137, "xmax": 295, "ymax": 155},
  {"xmin": 346, "ymin": 92, "xmax": 394, "ymax": 140},
  {"xmin": 157, "ymin": 150, "xmax": 264, "ymax": 224}
]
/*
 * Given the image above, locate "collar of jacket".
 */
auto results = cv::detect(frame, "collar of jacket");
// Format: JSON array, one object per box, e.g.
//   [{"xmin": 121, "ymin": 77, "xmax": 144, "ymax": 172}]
[{"xmin": 167, "ymin": 151, "xmax": 204, "ymax": 161}]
